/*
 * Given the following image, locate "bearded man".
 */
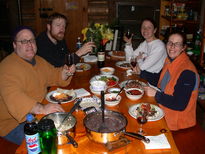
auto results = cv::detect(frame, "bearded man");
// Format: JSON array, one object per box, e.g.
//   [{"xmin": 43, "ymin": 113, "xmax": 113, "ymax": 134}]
[{"xmin": 36, "ymin": 12, "xmax": 94, "ymax": 67}]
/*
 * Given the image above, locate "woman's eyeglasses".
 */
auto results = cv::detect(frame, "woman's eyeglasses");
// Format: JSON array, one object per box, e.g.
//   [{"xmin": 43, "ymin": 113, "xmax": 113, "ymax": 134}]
[
  {"xmin": 15, "ymin": 39, "xmax": 36, "ymax": 45},
  {"xmin": 167, "ymin": 41, "xmax": 183, "ymax": 48}
]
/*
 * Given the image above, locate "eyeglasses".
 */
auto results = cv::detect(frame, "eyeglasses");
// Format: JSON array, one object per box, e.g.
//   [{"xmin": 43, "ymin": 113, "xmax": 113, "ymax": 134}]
[
  {"xmin": 15, "ymin": 39, "xmax": 36, "ymax": 45},
  {"xmin": 167, "ymin": 41, "xmax": 183, "ymax": 48}
]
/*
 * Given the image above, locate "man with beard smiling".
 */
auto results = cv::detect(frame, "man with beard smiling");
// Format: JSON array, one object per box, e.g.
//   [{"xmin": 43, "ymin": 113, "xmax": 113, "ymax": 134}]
[{"xmin": 36, "ymin": 12, "xmax": 94, "ymax": 67}]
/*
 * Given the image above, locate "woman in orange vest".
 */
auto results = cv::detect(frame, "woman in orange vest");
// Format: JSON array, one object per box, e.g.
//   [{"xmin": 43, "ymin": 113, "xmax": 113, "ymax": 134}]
[{"xmin": 145, "ymin": 32, "xmax": 199, "ymax": 131}]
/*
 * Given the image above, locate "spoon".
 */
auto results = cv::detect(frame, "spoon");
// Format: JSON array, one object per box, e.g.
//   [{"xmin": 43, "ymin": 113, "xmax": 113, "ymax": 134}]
[{"xmin": 115, "ymin": 86, "xmax": 124, "ymax": 99}]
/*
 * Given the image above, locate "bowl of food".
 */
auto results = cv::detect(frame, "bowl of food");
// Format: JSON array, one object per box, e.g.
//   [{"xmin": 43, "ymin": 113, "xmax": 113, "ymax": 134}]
[
  {"xmin": 108, "ymin": 88, "xmax": 121, "ymax": 94},
  {"xmin": 125, "ymin": 88, "xmax": 144, "ymax": 101},
  {"xmin": 100, "ymin": 67, "xmax": 115, "ymax": 75},
  {"xmin": 90, "ymin": 80, "xmax": 107, "ymax": 92},
  {"xmin": 104, "ymin": 93, "xmax": 121, "ymax": 106}
]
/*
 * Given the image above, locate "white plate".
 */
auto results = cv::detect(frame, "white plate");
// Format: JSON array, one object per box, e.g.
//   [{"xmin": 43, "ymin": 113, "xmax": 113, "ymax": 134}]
[
  {"xmin": 80, "ymin": 96, "xmax": 101, "ymax": 110},
  {"xmin": 76, "ymin": 63, "xmax": 91, "ymax": 72},
  {"xmin": 115, "ymin": 61, "xmax": 131, "ymax": 69},
  {"xmin": 90, "ymin": 75, "xmax": 119, "ymax": 87},
  {"xmin": 46, "ymin": 90, "xmax": 77, "ymax": 104},
  {"xmin": 119, "ymin": 80, "xmax": 147, "ymax": 89},
  {"xmin": 128, "ymin": 103, "xmax": 164, "ymax": 121},
  {"xmin": 108, "ymin": 51, "xmax": 125, "ymax": 59}
]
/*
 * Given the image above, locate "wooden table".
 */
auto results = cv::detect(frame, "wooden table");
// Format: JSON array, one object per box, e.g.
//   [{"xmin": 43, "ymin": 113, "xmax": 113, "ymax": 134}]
[{"xmin": 16, "ymin": 58, "xmax": 179, "ymax": 154}]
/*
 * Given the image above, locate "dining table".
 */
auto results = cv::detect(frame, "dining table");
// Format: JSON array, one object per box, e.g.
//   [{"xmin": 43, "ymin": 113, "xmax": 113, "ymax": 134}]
[{"xmin": 16, "ymin": 53, "xmax": 179, "ymax": 154}]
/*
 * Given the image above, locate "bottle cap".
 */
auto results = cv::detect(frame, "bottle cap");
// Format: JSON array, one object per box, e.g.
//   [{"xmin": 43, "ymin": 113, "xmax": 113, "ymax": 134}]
[
  {"xmin": 38, "ymin": 119, "xmax": 56, "ymax": 131},
  {"xmin": 26, "ymin": 114, "xmax": 34, "ymax": 122}
]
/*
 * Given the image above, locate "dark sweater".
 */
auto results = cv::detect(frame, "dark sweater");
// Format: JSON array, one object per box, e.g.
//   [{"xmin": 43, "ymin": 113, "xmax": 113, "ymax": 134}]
[
  {"xmin": 155, "ymin": 70, "xmax": 196, "ymax": 111},
  {"xmin": 36, "ymin": 32, "xmax": 80, "ymax": 67}
]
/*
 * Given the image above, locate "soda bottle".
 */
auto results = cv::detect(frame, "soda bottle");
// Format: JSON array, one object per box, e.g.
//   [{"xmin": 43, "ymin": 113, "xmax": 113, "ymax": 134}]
[
  {"xmin": 38, "ymin": 119, "xmax": 57, "ymax": 154},
  {"xmin": 76, "ymin": 37, "xmax": 82, "ymax": 49},
  {"xmin": 24, "ymin": 114, "xmax": 41, "ymax": 154}
]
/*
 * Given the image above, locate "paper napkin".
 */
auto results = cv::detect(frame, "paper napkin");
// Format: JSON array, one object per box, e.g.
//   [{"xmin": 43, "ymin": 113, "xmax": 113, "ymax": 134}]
[
  {"xmin": 143, "ymin": 134, "xmax": 171, "ymax": 150},
  {"xmin": 74, "ymin": 88, "xmax": 91, "ymax": 98}
]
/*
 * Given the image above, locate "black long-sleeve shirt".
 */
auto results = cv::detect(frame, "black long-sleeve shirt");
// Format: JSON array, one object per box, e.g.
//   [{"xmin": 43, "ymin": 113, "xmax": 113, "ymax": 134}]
[
  {"xmin": 36, "ymin": 32, "xmax": 80, "ymax": 67},
  {"xmin": 155, "ymin": 70, "xmax": 196, "ymax": 111}
]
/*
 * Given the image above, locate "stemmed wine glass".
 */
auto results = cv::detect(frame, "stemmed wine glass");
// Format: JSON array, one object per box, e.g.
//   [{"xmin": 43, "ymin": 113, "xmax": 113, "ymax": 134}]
[
  {"xmin": 137, "ymin": 109, "xmax": 148, "ymax": 135},
  {"xmin": 65, "ymin": 53, "xmax": 74, "ymax": 76},
  {"xmin": 125, "ymin": 29, "xmax": 132, "ymax": 39},
  {"xmin": 130, "ymin": 56, "xmax": 137, "ymax": 68}
]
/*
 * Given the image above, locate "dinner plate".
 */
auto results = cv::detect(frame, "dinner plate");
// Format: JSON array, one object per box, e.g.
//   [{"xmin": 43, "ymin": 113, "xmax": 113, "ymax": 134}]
[
  {"xmin": 115, "ymin": 61, "xmax": 131, "ymax": 69},
  {"xmin": 119, "ymin": 80, "xmax": 147, "ymax": 90},
  {"xmin": 46, "ymin": 89, "xmax": 77, "ymax": 104},
  {"xmin": 76, "ymin": 63, "xmax": 91, "ymax": 72},
  {"xmin": 108, "ymin": 51, "xmax": 125, "ymax": 59},
  {"xmin": 90, "ymin": 74, "xmax": 119, "ymax": 87},
  {"xmin": 128, "ymin": 103, "xmax": 164, "ymax": 121}
]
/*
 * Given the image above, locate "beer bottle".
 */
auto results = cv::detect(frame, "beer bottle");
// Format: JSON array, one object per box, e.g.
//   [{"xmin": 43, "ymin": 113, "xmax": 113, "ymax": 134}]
[{"xmin": 24, "ymin": 114, "xmax": 41, "ymax": 154}]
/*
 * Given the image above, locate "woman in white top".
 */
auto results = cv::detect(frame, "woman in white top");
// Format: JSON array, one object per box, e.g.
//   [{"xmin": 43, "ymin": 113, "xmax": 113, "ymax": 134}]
[{"xmin": 124, "ymin": 18, "xmax": 167, "ymax": 86}]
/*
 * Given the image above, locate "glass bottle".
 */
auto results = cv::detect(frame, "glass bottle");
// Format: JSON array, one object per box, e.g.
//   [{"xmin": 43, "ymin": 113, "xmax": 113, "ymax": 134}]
[
  {"xmin": 38, "ymin": 119, "xmax": 57, "ymax": 154},
  {"xmin": 97, "ymin": 45, "xmax": 105, "ymax": 68}
]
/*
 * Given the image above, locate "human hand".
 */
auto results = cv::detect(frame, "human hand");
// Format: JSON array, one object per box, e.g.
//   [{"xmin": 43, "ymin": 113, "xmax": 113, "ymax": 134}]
[
  {"xmin": 76, "ymin": 42, "xmax": 95, "ymax": 56},
  {"xmin": 131, "ymin": 65, "xmax": 141, "ymax": 75},
  {"xmin": 144, "ymin": 86, "xmax": 157, "ymax": 97},
  {"xmin": 62, "ymin": 64, "xmax": 75, "ymax": 80},
  {"xmin": 123, "ymin": 35, "xmax": 132, "ymax": 44},
  {"xmin": 43, "ymin": 103, "xmax": 65, "ymax": 115}
]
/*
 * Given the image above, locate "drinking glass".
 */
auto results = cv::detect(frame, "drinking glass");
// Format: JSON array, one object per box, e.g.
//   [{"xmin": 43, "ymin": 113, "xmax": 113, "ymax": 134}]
[
  {"xmin": 125, "ymin": 29, "xmax": 132, "ymax": 39},
  {"xmin": 130, "ymin": 56, "xmax": 137, "ymax": 68},
  {"xmin": 87, "ymin": 35, "xmax": 96, "ymax": 55},
  {"xmin": 65, "ymin": 53, "xmax": 73, "ymax": 66},
  {"xmin": 137, "ymin": 109, "xmax": 148, "ymax": 135}
]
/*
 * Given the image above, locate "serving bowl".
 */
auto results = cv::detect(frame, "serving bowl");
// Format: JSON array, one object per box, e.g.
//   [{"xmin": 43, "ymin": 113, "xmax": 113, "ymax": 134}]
[
  {"xmin": 108, "ymin": 87, "xmax": 121, "ymax": 94},
  {"xmin": 104, "ymin": 93, "xmax": 121, "ymax": 106},
  {"xmin": 125, "ymin": 88, "xmax": 144, "ymax": 101},
  {"xmin": 90, "ymin": 80, "xmax": 106, "ymax": 92},
  {"xmin": 100, "ymin": 67, "xmax": 115, "ymax": 75}
]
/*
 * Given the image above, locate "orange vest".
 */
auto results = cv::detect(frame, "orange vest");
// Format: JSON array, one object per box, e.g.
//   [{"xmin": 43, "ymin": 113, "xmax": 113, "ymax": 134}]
[{"xmin": 158, "ymin": 52, "xmax": 199, "ymax": 130}]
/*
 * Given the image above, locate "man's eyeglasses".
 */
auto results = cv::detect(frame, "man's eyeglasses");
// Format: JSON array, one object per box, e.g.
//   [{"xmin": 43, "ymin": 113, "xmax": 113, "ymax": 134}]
[
  {"xmin": 15, "ymin": 39, "xmax": 36, "ymax": 45},
  {"xmin": 167, "ymin": 41, "xmax": 183, "ymax": 48}
]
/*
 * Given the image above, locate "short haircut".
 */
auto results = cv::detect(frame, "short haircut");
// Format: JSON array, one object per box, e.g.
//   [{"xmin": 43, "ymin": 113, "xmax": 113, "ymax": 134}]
[
  {"xmin": 12, "ymin": 26, "xmax": 35, "ymax": 42},
  {"xmin": 141, "ymin": 18, "xmax": 157, "ymax": 29},
  {"xmin": 169, "ymin": 31, "xmax": 186, "ymax": 45},
  {"xmin": 47, "ymin": 12, "xmax": 68, "ymax": 25}
]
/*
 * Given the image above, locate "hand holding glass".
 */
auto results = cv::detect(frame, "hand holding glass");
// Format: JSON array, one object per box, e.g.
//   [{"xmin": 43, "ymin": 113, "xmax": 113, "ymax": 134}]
[{"xmin": 65, "ymin": 53, "xmax": 74, "ymax": 76}]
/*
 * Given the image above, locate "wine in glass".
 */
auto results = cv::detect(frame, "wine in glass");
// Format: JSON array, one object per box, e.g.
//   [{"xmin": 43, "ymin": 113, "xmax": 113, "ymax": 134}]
[
  {"xmin": 137, "ymin": 109, "xmax": 148, "ymax": 135},
  {"xmin": 130, "ymin": 56, "xmax": 137, "ymax": 68},
  {"xmin": 126, "ymin": 29, "xmax": 132, "ymax": 39}
]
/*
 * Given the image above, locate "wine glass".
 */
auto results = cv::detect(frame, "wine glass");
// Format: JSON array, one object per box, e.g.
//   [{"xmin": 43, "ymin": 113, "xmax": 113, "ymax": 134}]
[
  {"xmin": 88, "ymin": 35, "xmax": 96, "ymax": 55},
  {"xmin": 125, "ymin": 29, "xmax": 132, "ymax": 39},
  {"xmin": 130, "ymin": 56, "xmax": 137, "ymax": 68},
  {"xmin": 137, "ymin": 109, "xmax": 148, "ymax": 135},
  {"xmin": 65, "ymin": 53, "xmax": 73, "ymax": 66}
]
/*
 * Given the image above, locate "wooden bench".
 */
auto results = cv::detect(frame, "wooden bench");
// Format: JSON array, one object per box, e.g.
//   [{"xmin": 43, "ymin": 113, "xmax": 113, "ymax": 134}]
[
  {"xmin": 172, "ymin": 123, "xmax": 205, "ymax": 154},
  {"xmin": 0, "ymin": 137, "xmax": 19, "ymax": 154}
]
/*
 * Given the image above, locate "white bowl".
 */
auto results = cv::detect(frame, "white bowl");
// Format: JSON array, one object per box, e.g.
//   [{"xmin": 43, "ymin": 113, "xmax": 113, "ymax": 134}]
[
  {"xmin": 90, "ymin": 80, "xmax": 106, "ymax": 92},
  {"xmin": 100, "ymin": 67, "xmax": 115, "ymax": 75},
  {"xmin": 108, "ymin": 88, "xmax": 121, "ymax": 94},
  {"xmin": 104, "ymin": 93, "xmax": 121, "ymax": 106},
  {"xmin": 125, "ymin": 88, "xmax": 144, "ymax": 101}
]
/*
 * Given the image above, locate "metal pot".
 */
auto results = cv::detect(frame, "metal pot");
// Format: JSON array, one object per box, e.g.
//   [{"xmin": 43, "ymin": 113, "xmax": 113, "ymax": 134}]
[
  {"xmin": 83, "ymin": 110, "xmax": 150, "ymax": 144},
  {"xmin": 42, "ymin": 112, "xmax": 78, "ymax": 147}
]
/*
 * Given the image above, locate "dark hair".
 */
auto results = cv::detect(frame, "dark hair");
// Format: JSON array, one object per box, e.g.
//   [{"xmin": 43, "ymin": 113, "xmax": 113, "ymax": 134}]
[
  {"xmin": 47, "ymin": 12, "xmax": 68, "ymax": 25},
  {"xmin": 168, "ymin": 31, "xmax": 186, "ymax": 45},
  {"xmin": 12, "ymin": 26, "xmax": 35, "ymax": 42},
  {"xmin": 141, "ymin": 18, "xmax": 157, "ymax": 29}
]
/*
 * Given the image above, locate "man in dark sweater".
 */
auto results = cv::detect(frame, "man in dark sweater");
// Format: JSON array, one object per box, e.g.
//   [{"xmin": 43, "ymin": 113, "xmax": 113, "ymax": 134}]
[{"xmin": 36, "ymin": 12, "xmax": 94, "ymax": 67}]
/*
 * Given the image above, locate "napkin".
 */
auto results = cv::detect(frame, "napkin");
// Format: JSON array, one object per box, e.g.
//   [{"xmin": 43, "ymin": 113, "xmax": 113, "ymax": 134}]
[
  {"xmin": 84, "ymin": 55, "xmax": 97, "ymax": 62},
  {"xmin": 74, "ymin": 88, "xmax": 91, "ymax": 98},
  {"xmin": 143, "ymin": 134, "xmax": 171, "ymax": 150}
]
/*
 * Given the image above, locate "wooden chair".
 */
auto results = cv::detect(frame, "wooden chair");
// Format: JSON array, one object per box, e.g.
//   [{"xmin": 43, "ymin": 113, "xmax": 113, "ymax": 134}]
[
  {"xmin": 172, "ymin": 123, "xmax": 205, "ymax": 154},
  {"xmin": 0, "ymin": 137, "xmax": 19, "ymax": 154}
]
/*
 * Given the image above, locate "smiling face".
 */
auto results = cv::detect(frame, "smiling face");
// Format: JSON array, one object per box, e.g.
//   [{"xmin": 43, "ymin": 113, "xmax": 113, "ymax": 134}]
[
  {"xmin": 141, "ymin": 20, "xmax": 157, "ymax": 42},
  {"xmin": 166, "ymin": 34, "xmax": 186, "ymax": 59},
  {"xmin": 48, "ymin": 18, "xmax": 66, "ymax": 41},
  {"xmin": 13, "ymin": 29, "xmax": 37, "ymax": 61}
]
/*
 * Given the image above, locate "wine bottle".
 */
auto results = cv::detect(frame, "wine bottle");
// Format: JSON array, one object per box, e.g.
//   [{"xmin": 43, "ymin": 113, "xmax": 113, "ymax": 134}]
[{"xmin": 97, "ymin": 45, "xmax": 105, "ymax": 68}]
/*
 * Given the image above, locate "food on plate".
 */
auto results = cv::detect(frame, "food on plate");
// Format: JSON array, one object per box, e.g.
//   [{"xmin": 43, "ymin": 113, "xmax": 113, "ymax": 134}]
[
  {"xmin": 119, "ymin": 62, "xmax": 130, "ymax": 68},
  {"xmin": 136, "ymin": 103, "xmax": 157, "ymax": 118},
  {"xmin": 98, "ymin": 76, "xmax": 117, "ymax": 87},
  {"xmin": 79, "ymin": 97, "xmax": 100, "ymax": 109},
  {"xmin": 106, "ymin": 97, "xmax": 117, "ymax": 101},
  {"xmin": 125, "ymin": 80, "xmax": 145, "ymax": 89},
  {"xmin": 50, "ymin": 88, "xmax": 75, "ymax": 102},
  {"xmin": 112, "ymin": 51, "xmax": 125, "ymax": 57},
  {"xmin": 100, "ymin": 67, "xmax": 115, "ymax": 75},
  {"xmin": 76, "ymin": 63, "xmax": 89, "ymax": 71}
]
